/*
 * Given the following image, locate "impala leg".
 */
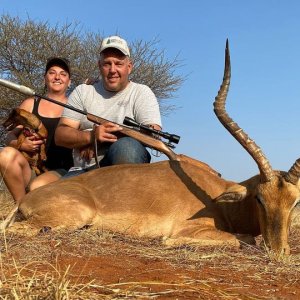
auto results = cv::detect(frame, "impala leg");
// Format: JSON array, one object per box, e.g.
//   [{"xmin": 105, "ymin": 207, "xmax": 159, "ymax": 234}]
[{"xmin": 163, "ymin": 226, "xmax": 254, "ymax": 248}]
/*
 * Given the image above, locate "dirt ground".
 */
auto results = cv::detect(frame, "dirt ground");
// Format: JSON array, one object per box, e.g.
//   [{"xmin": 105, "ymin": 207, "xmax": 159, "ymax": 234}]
[{"xmin": 1, "ymin": 190, "xmax": 300, "ymax": 299}]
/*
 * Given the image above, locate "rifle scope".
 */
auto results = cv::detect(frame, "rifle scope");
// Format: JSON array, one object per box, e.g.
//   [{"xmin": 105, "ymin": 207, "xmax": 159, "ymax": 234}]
[{"xmin": 123, "ymin": 117, "xmax": 180, "ymax": 144}]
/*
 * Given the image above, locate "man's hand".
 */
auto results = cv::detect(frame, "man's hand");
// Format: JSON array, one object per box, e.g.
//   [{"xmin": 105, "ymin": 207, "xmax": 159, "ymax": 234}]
[{"xmin": 94, "ymin": 122, "xmax": 122, "ymax": 143}]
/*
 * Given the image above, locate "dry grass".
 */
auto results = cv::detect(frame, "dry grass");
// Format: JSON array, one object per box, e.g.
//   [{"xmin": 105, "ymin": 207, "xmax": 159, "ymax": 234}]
[
  {"xmin": 0, "ymin": 182, "xmax": 300, "ymax": 299},
  {"xmin": 1, "ymin": 226, "xmax": 299, "ymax": 299}
]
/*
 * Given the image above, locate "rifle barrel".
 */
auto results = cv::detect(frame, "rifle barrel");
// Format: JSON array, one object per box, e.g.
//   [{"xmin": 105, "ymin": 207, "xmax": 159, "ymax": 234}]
[
  {"xmin": 0, "ymin": 78, "xmax": 87, "ymax": 115},
  {"xmin": 0, "ymin": 78, "xmax": 179, "ymax": 160},
  {"xmin": 0, "ymin": 78, "xmax": 35, "ymax": 96}
]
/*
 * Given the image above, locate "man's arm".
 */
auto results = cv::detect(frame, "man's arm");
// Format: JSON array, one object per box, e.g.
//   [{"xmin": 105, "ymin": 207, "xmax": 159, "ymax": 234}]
[
  {"xmin": 55, "ymin": 117, "xmax": 124, "ymax": 149},
  {"xmin": 55, "ymin": 117, "xmax": 91, "ymax": 149}
]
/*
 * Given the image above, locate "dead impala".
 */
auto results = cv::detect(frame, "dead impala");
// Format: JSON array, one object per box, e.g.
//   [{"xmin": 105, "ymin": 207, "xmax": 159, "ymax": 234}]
[{"xmin": 7, "ymin": 41, "xmax": 300, "ymax": 255}]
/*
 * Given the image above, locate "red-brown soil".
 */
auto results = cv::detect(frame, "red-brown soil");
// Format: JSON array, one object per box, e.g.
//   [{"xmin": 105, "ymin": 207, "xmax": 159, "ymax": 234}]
[
  {"xmin": 1, "ymin": 227, "xmax": 299, "ymax": 299},
  {"xmin": 1, "ymin": 191, "xmax": 300, "ymax": 299}
]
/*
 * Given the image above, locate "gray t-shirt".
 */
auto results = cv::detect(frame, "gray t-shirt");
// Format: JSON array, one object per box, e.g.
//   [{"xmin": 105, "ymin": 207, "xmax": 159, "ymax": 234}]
[{"xmin": 63, "ymin": 80, "xmax": 162, "ymax": 168}]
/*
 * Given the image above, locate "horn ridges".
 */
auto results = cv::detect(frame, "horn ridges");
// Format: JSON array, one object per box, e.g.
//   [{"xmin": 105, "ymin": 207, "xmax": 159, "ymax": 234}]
[
  {"xmin": 285, "ymin": 158, "xmax": 300, "ymax": 185},
  {"xmin": 213, "ymin": 40, "xmax": 274, "ymax": 182}
]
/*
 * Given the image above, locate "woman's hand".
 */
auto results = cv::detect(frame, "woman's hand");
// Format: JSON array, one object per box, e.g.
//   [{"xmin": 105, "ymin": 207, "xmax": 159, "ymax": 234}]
[
  {"xmin": 79, "ymin": 145, "xmax": 95, "ymax": 161},
  {"xmin": 20, "ymin": 134, "xmax": 44, "ymax": 153}
]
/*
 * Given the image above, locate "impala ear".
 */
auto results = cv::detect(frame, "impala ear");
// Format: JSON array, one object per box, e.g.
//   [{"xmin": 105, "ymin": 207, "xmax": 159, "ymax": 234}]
[{"xmin": 214, "ymin": 184, "xmax": 248, "ymax": 203}]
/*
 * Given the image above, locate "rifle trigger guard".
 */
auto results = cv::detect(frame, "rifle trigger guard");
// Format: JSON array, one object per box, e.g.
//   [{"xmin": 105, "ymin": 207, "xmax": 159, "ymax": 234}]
[{"xmin": 151, "ymin": 149, "xmax": 162, "ymax": 158}]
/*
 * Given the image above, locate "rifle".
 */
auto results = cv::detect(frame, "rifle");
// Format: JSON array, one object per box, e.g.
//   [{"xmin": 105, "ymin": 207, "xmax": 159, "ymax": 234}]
[
  {"xmin": 0, "ymin": 78, "xmax": 180, "ymax": 161},
  {"xmin": 123, "ymin": 116, "xmax": 180, "ymax": 146}
]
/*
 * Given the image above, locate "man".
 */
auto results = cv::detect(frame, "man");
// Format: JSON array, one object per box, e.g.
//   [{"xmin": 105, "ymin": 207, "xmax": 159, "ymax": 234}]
[{"xmin": 55, "ymin": 36, "xmax": 162, "ymax": 175}]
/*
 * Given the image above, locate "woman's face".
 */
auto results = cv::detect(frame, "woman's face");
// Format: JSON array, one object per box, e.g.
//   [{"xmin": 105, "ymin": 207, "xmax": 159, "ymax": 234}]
[{"xmin": 44, "ymin": 65, "xmax": 70, "ymax": 94}]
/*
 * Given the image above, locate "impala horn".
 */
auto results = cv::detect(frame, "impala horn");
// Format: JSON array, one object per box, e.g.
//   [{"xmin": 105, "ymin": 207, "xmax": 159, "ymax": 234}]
[
  {"xmin": 285, "ymin": 158, "xmax": 300, "ymax": 185},
  {"xmin": 213, "ymin": 39, "xmax": 274, "ymax": 183}
]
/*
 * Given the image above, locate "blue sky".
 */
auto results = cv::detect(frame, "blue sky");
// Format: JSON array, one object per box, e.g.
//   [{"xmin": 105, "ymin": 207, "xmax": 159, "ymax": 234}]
[{"xmin": 1, "ymin": 0, "xmax": 300, "ymax": 181}]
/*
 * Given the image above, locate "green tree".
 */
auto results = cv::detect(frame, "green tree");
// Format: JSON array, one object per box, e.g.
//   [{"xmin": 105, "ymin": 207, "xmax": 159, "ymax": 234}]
[{"xmin": 0, "ymin": 14, "xmax": 184, "ymax": 115}]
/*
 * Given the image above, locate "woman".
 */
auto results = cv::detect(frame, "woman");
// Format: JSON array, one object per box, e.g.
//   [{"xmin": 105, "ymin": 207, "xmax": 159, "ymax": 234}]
[{"xmin": 0, "ymin": 57, "xmax": 73, "ymax": 204}]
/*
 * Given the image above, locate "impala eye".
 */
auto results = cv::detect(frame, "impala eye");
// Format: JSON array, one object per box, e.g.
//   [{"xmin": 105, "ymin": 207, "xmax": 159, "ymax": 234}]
[{"xmin": 255, "ymin": 195, "xmax": 262, "ymax": 205}]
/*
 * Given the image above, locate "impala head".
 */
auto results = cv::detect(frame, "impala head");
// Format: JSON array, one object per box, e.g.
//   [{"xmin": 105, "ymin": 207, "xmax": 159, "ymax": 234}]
[
  {"xmin": 255, "ymin": 171, "xmax": 300, "ymax": 255},
  {"xmin": 214, "ymin": 40, "xmax": 300, "ymax": 255}
]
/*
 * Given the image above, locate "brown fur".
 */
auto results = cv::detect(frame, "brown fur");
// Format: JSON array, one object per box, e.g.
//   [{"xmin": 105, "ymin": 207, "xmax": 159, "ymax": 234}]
[
  {"xmin": 16, "ymin": 160, "xmax": 299, "ymax": 256},
  {"xmin": 18, "ymin": 160, "xmax": 253, "ymax": 247},
  {"xmin": 2, "ymin": 108, "xmax": 48, "ymax": 175}
]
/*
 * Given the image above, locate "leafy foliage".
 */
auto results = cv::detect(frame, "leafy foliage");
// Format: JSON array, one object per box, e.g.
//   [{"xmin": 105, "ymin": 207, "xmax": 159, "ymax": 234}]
[{"xmin": 0, "ymin": 14, "xmax": 184, "ymax": 115}]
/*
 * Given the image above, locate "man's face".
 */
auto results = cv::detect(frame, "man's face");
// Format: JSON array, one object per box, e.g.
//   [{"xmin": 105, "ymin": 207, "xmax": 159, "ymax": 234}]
[{"xmin": 99, "ymin": 48, "xmax": 132, "ymax": 92}]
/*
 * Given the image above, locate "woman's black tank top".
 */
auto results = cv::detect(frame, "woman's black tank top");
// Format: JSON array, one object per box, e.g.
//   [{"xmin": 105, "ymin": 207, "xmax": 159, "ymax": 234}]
[{"xmin": 32, "ymin": 97, "xmax": 73, "ymax": 171}]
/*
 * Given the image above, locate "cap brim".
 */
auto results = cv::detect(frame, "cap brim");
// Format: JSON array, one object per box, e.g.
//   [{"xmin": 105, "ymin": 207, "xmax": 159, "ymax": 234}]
[
  {"xmin": 100, "ymin": 46, "xmax": 129, "ymax": 56},
  {"xmin": 46, "ymin": 58, "xmax": 70, "ymax": 74}
]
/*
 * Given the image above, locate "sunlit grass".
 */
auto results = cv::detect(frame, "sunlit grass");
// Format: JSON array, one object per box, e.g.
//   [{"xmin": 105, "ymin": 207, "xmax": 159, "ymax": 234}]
[{"xmin": 0, "ymin": 182, "xmax": 299, "ymax": 299}]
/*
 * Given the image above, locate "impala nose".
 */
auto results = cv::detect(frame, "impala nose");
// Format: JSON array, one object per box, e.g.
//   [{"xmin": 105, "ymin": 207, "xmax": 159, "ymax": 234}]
[{"xmin": 259, "ymin": 240, "xmax": 290, "ymax": 256}]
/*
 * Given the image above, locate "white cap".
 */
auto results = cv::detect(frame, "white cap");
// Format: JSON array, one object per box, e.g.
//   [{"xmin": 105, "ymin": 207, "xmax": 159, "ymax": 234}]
[{"xmin": 100, "ymin": 36, "xmax": 130, "ymax": 57}]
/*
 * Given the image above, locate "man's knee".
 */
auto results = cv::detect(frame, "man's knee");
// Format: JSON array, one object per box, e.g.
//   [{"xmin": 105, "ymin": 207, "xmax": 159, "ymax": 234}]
[{"xmin": 103, "ymin": 137, "xmax": 150, "ymax": 165}]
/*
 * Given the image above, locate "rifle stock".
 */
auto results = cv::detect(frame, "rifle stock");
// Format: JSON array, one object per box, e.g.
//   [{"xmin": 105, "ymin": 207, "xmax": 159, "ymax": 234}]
[{"xmin": 87, "ymin": 113, "xmax": 179, "ymax": 161}]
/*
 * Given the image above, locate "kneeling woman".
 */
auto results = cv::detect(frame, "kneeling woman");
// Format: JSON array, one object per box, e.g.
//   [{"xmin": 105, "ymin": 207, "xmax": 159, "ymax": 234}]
[{"xmin": 0, "ymin": 57, "xmax": 73, "ymax": 204}]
